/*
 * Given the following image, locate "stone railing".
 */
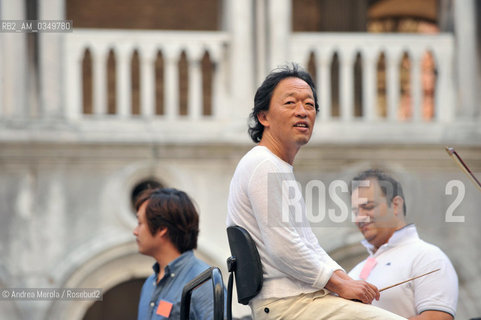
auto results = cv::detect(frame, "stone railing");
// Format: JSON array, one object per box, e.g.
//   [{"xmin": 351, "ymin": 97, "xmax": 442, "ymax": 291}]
[
  {"xmin": 64, "ymin": 29, "xmax": 230, "ymax": 121},
  {"xmin": 291, "ymin": 33, "xmax": 455, "ymax": 123},
  {"xmin": 1, "ymin": 30, "xmax": 466, "ymax": 144}
]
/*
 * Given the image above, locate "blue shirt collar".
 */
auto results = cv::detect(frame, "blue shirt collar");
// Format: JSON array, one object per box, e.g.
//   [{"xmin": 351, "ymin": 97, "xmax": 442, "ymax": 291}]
[{"xmin": 152, "ymin": 250, "xmax": 195, "ymax": 276}]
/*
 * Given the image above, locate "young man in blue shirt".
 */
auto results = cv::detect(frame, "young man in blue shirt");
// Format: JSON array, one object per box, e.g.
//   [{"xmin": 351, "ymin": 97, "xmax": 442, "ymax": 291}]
[{"xmin": 134, "ymin": 188, "xmax": 213, "ymax": 319}]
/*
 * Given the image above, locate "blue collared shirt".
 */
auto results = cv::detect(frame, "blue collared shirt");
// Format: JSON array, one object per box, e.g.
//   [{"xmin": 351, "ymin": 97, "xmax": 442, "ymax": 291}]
[{"xmin": 137, "ymin": 250, "xmax": 214, "ymax": 319}]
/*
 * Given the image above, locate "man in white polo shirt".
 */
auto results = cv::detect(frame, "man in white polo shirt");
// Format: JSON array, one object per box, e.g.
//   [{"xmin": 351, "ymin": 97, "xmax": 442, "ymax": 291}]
[{"xmin": 349, "ymin": 169, "xmax": 458, "ymax": 319}]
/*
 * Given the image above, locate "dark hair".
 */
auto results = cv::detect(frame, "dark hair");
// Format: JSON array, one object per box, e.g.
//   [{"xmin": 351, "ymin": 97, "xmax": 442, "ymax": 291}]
[
  {"xmin": 135, "ymin": 188, "xmax": 199, "ymax": 253},
  {"xmin": 351, "ymin": 169, "xmax": 407, "ymax": 215},
  {"xmin": 248, "ymin": 63, "xmax": 319, "ymax": 143}
]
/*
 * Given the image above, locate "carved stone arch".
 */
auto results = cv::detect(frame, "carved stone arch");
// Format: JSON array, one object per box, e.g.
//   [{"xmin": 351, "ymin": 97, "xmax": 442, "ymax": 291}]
[{"xmin": 46, "ymin": 238, "xmax": 151, "ymax": 320}]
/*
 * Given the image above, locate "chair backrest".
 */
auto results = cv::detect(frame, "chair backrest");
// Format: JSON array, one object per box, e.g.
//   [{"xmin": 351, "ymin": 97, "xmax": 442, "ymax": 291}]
[
  {"xmin": 227, "ymin": 225, "xmax": 263, "ymax": 305},
  {"xmin": 180, "ymin": 266, "xmax": 225, "ymax": 320}
]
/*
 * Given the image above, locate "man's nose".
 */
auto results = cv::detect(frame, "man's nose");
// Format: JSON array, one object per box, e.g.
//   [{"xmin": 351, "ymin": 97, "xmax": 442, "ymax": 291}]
[
  {"xmin": 354, "ymin": 209, "xmax": 371, "ymax": 224},
  {"xmin": 295, "ymin": 102, "xmax": 308, "ymax": 117}
]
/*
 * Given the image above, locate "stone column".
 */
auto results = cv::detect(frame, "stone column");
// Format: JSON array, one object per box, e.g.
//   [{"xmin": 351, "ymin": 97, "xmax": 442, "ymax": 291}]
[
  {"xmin": 0, "ymin": 0, "xmax": 27, "ymax": 119},
  {"xmin": 454, "ymin": 0, "xmax": 479, "ymax": 118},
  {"xmin": 255, "ymin": 0, "xmax": 267, "ymax": 85},
  {"xmin": 223, "ymin": 0, "xmax": 255, "ymax": 121},
  {"xmin": 267, "ymin": 0, "xmax": 291, "ymax": 70},
  {"xmin": 39, "ymin": 0, "xmax": 66, "ymax": 119}
]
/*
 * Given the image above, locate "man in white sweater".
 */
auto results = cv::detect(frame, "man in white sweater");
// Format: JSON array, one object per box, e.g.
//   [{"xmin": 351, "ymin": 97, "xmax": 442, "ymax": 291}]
[{"xmin": 227, "ymin": 64, "xmax": 405, "ymax": 319}]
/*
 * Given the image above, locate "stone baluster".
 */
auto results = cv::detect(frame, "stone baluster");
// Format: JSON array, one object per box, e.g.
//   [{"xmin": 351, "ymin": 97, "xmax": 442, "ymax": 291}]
[
  {"xmin": 187, "ymin": 47, "xmax": 204, "ymax": 120},
  {"xmin": 436, "ymin": 44, "xmax": 455, "ymax": 122},
  {"xmin": 386, "ymin": 47, "xmax": 401, "ymax": 121},
  {"xmin": 362, "ymin": 48, "xmax": 378, "ymax": 121},
  {"xmin": 317, "ymin": 48, "xmax": 332, "ymax": 121},
  {"xmin": 164, "ymin": 46, "xmax": 180, "ymax": 120},
  {"xmin": 65, "ymin": 42, "xmax": 84, "ymax": 120},
  {"xmin": 92, "ymin": 44, "xmax": 108, "ymax": 115},
  {"xmin": 140, "ymin": 46, "xmax": 156, "ymax": 118},
  {"xmin": 209, "ymin": 45, "xmax": 223, "ymax": 119},
  {"xmin": 411, "ymin": 48, "xmax": 423, "ymax": 122},
  {"xmin": 339, "ymin": 48, "xmax": 355, "ymax": 121}
]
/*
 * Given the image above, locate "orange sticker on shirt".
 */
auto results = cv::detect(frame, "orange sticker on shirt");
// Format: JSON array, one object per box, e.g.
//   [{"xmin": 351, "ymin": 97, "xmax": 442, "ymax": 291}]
[
  {"xmin": 360, "ymin": 257, "xmax": 377, "ymax": 280},
  {"xmin": 156, "ymin": 300, "xmax": 173, "ymax": 317}
]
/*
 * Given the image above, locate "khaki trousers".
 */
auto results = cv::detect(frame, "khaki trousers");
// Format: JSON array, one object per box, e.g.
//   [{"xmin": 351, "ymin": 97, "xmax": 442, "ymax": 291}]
[{"xmin": 251, "ymin": 291, "xmax": 407, "ymax": 320}]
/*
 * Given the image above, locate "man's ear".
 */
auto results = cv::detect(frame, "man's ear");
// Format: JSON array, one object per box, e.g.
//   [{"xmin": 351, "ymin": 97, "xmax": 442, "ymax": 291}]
[
  {"xmin": 257, "ymin": 111, "xmax": 269, "ymax": 127},
  {"xmin": 155, "ymin": 227, "xmax": 168, "ymax": 239},
  {"xmin": 392, "ymin": 196, "xmax": 404, "ymax": 216}
]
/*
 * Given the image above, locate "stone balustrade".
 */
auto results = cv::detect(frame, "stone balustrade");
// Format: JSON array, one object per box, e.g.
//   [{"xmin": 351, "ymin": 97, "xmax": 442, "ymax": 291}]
[
  {"xmin": 2, "ymin": 29, "xmax": 473, "ymax": 144},
  {"xmin": 290, "ymin": 32, "xmax": 455, "ymax": 124},
  {"xmin": 64, "ymin": 29, "xmax": 229, "ymax": 121}
]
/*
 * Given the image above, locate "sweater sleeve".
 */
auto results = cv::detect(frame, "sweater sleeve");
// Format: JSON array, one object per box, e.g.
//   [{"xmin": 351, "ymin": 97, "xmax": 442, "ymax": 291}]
[{"xmin": 248, "ymin": 159, "xmax": 343, "ymax": 289}]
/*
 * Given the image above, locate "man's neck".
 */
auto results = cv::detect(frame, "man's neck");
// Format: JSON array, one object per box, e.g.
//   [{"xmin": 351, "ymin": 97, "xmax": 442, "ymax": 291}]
[
  {"xmin": 259, "ymin": 138, "xmax": 299, "ymax": 165},
  {"xmin": 371, "ymin": 222, "xmax": 408, "ymax": 253},
  {"xmin": 153, "ymin": 247, "xmax": 182, "ymax": 283}
]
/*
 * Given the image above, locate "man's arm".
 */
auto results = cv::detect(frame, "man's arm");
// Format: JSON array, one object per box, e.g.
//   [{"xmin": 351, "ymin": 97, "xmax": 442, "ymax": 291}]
[
  {"xmin": 325, "ymin": 270, "xmax": 380, "ymax": 304},
  {"xmin": 247, "ymin": 161, "xmax": 343, "ymax": 288},
  {"xmin": 410, "ymin": 251, "xmax": 458, "ymax": 320},
  {"xmin": 409, "ymin": 310, "xmax": 453, "ymax": 320}
]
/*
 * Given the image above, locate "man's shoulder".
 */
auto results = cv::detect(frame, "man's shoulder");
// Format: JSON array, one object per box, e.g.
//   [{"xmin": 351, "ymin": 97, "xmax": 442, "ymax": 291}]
[
  {"xmin": 393, "ymin": 226, "xmax": 447, "ymax": 256},
  {"xmin": 407, "ymin": 236, "xmax": 446, "ymax": 254},
  {"xmin": 238, "ymin": 146, "xmax": 289, "ymax": 172},
  {"xmin": 400, "ymin": 236, "xmax": 453, "ymax": 267},
  {"xmin": 177, "ymin": 252, "xmax": 211, "ymax": 280},
  {"xmin": 239, "ymin": 146, "xmax": 270, "ymax": 165},
  {"xmin": 190, "ymin": 255, "xmax": 211, "ymax": 273},
  {"xmin": 184, "ymin": 255, "xmax": 216, "ymax": 302}
]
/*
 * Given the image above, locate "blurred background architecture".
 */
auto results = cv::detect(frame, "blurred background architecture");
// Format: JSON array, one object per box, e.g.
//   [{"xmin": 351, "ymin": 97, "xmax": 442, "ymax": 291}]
[{"xmin": 1, "ymin": 0, "xmax": 480, "ymax": 319}]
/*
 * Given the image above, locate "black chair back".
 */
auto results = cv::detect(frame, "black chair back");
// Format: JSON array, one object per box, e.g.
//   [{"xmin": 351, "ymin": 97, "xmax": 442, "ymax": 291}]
[
  {"xmin": 180, "ymin": 226, "xmax": 262, "ymax": 320},
  {"xmin": 226, "ymin": 225, "xmax": 263, "ymax": 319},
  {"xmin": 180, "ymin": 266, "xmax": 224, "ymax": 320}
]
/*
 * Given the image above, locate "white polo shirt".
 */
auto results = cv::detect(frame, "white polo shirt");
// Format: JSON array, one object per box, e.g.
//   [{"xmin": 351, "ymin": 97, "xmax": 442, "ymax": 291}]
[{"xmin": 348, "ymin": 224, "xmax": 458, "ymax": 318}]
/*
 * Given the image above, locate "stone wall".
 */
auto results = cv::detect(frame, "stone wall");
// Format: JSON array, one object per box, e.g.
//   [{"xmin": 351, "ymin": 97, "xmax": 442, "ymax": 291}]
[
  {"xmin": 1, "ymin": 142, "xmax": 480, "ymax": 319},
  {"xmin": 66, "ymin": 0, "xmax": 221, "ymax": 30}
]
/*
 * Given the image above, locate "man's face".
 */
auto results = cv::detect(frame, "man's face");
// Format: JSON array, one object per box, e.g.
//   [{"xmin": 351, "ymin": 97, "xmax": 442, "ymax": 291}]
[
  {"xmin": 260, "ymin": 77, "xmax": 316, "ymax": 149},
  {"xmin": 133, "ymin": 201, "xmax": 161, "ymax": 256},
  {"xmin": 351, "ymin": 178, "xmax": 398, "ymax": 249}
]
